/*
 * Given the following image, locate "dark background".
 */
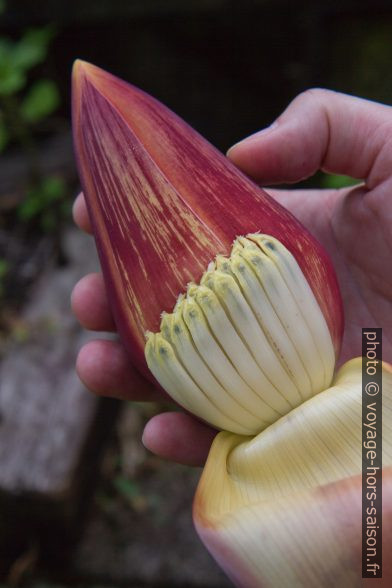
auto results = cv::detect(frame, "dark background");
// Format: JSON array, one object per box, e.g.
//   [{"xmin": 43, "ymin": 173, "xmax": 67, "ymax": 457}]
[
  {"xmin": 0, "ymin": 1, "xmax": 392, "ymax": 587},
  {"xmin": 3, "ymin": 0, "xmax": 392, "ymax": 149}
]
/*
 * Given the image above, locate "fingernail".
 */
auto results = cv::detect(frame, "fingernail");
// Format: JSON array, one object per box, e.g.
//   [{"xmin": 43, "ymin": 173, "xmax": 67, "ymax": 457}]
[{"xmin": 227, "ymin": 122, "xmax": 278, "ymax": 156}]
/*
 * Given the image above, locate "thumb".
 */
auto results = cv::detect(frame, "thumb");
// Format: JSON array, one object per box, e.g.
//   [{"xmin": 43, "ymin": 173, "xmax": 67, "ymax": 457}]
[{"xmin": 227, "ymin": 89, "xmax": 392, "ymax": 188}]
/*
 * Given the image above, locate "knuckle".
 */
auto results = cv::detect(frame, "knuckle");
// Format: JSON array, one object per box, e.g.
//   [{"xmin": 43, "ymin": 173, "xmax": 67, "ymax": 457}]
[{"xmin": 296, "ymin": 87, "xmax": 333, "ymax": 104}]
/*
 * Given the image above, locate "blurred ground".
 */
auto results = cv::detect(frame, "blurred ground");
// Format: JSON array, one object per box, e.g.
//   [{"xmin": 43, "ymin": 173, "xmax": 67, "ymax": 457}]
[
  {"xmin": 0, "ymin": 226, "xmax": 230, "ymax": 587},
  {"xmin": 71, "ymin": 405, "xmax": 230, "ymax": 588},
  {"xmin": 0, "ymin": 63, "xmax": 231, "ymax": 585}
]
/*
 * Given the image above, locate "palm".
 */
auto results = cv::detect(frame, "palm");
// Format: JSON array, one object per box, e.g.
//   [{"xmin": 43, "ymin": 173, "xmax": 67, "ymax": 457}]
[{"xmin": 270, "ymin": 181, "xmax": 392, "ymax": 365}]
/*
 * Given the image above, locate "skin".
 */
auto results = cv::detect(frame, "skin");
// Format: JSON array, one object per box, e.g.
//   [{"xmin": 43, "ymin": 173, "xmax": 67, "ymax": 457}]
[{"xmin": 71, "ymin": 89, "xmax": 392, "ymax": 466}]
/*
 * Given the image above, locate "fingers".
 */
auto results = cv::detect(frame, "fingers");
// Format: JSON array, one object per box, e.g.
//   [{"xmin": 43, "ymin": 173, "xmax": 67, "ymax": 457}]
[
  {"xmin": 228, "ymin": 89, "xmax": 392, "ymax": 188},
  {"xmin": 142, "ymin": 412, "xmax": 217, "ymax": 466},
  {"xmin": 71, "ymin": 272, "xmax": 115, "ymax": 332},
  {"xmin": 76, "ymin": 338, "xmax": 163, "ymax": 401},
  {"xmin": 72, "ymin": 188, "xmax": 217, "ymax": 468},
  {"xmin": 73, "ymin": 192, "xmax": 92, "ymax": 233},
  {"xmin": 77, "ymin": 339, "xmax": 216, "ymax": 465}
]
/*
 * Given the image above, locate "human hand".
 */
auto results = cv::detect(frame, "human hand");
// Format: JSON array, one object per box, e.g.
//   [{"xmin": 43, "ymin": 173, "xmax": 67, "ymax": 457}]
[
  {"xmin": 72, "ymin": 89, "xmax": 392, "ymax": 466},
  {"xmin": 71, "ymin": 194, "xmax": 218, "ymax": 467},
  {"xmin": 227, "ymin": 89, "xmax": 392, "ymax": 366}
]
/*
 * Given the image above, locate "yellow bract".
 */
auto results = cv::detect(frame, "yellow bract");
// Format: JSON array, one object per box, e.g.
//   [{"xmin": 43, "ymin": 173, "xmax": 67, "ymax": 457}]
[{"xmin": 194, "ymin": 359, "xmax": 392, "ymax": 587}]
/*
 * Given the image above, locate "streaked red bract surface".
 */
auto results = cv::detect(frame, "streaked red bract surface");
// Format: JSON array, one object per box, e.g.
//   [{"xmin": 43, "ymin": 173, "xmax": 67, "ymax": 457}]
[{"xmin": 72, "ymin": 60, "xmax": 343, "ymax": 381}]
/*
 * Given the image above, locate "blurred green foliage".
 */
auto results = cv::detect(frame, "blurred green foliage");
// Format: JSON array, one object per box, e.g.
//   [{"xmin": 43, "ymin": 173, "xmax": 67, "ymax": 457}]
[
  {"xmin": 320, "ymin": 173, "xmax": 360, "ymax": 190},
  {"xmin": 0, "ymin": 1, "xmax": 67, "ymax": 233},
  {"xmin": 0, "ymin": 22, "xmax": 60, "ymax": 149},
  {"xmin": 18, "ymin": 175, "xmax": 68, "ymax": 230},
  {"xmin": 20, "ymin": 78, "xmax": 60, "ymax": 124},
  {"xmin": 329, "ymin": 19, "xmax": 392, "ymax": 106}
]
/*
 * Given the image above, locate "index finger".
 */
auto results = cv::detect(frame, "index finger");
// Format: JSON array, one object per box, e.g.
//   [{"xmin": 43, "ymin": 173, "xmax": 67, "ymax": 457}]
[{"xmin": 73, "ymin": 192, "xmax": 93, "ymax": 234}]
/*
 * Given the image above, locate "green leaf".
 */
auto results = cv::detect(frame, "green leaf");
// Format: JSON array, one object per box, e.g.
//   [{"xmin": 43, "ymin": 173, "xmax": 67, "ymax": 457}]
[
  {"xmin": 18, "ymin": 176, "xmax": 66, "ymax": 222},
  {"xmin": 41, "ymin": 175, "xmax": 66, "ymax": 201},
  {"xmin": 12, "ymin": 26, "xmax": 56, "ymax": 71},
  {"xmin": 0, "ymin": 66, "xmax": 26, "ymax": 95},
  {"xmin": 0, "ymin": 38, "xmax": 26, "ymax": 95},
  {"xmin": 18, "ymin": 187, "xmax": 42, "ymax": 220},
  {"xmin": 320, "ymin": 173, "xmax": 360, "ymax": 189},
  {"xmin": 0, "ymin": 25, "xmax": 56, "ymax": 97},
  {"xmin": 0, "ymin": 0, "xmax": 7, "ymax": 15},
  {"xmin": 20, "ymin": 79, "xmax": 60, "ymax": 123}
]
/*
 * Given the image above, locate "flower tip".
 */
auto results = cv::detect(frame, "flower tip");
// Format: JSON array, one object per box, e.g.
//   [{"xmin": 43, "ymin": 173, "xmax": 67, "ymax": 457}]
[
  {"xmin": 72, "ymin": 59, "xmax": 98, "ymax": 81},
  {"xmin": 72, "ymin": 59, "xmax": 111, "ymax": 98},
  {"xmin": 72, "ymin": 60, "xmax": 115, "ymax": 146},
  {"xmin": 71, "ymin": 60, "xmax": 133, "ymax": 120},
  {"xmin": 72, "ymin": 60, "xmax": 95, "ymax": 119}
]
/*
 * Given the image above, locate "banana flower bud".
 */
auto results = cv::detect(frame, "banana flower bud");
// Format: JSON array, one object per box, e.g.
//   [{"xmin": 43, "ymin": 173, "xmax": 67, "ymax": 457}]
[
  {"xmin": 72, "ymin": 60, "xmax": 342, "ymax": 388},
  {"xmin": 72, "ymin": 61, "xmax": 388, "ymax": 587}
]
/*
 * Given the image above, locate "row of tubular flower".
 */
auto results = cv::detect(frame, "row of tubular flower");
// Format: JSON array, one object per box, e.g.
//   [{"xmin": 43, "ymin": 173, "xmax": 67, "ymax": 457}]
[{"xmin": 72, "ymin": 61, "xmax": 389, "ymax": 587}]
